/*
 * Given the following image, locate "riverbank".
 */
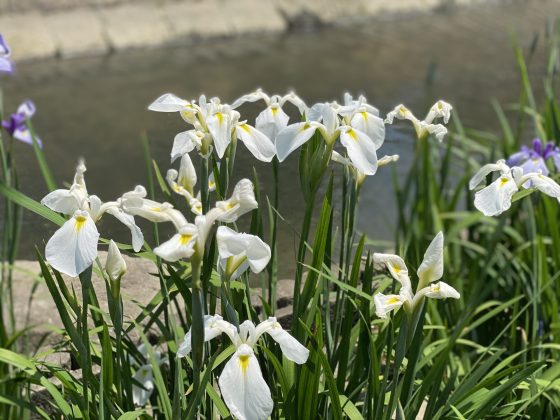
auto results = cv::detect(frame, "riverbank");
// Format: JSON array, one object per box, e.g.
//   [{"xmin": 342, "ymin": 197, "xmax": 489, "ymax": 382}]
[{"xmin": 0, "ymin": 0, "xmax": 527, "ymax": 61}]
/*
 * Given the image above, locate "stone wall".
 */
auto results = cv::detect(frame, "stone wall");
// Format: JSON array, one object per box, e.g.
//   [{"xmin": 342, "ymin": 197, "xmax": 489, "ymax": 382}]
[{"xmin": 0, "ymin": 0, "xmax": 534, "ymax": 61}]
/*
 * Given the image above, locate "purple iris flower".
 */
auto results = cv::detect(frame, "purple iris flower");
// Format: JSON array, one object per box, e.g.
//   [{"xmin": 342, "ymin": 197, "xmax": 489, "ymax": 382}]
[
  {"xmin": 2, "ymin": 100, "xmax": 42, "ymax": 148},
  {"xmin": 506, "ymin": 138, "xmax": 560, "ymax": 176},
  {"xmin": 0, "ymin": 35, "xmax": 13, "ymax": 73}
]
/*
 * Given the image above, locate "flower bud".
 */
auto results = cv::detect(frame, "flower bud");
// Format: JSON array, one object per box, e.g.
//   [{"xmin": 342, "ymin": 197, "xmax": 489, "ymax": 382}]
[{"xmin": 106, "ymin": 240, "xmax": 126, "ymax": 281}]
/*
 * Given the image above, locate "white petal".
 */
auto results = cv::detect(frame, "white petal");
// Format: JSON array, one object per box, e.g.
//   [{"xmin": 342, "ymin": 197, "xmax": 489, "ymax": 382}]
[
  {"xmin": 219, "ymin": 345, "xmax": 273, "ymax": 420},
  {"xmin": 171, "ymin": 130, "xmax": 199, "ymax": 162},
  {"xmin": 177, "ymin": 315, "xmax": 237, "ymax": 357},
  {"xmin": 148, "ymin": 93, "xmax": 189, "ymax": 112},
  {"xmin": 425, "ymin": 100, "xmax": 453, "ymax": 124},
  {"xmin": 132, "ymin": 365, "xmax": 154, "ymax": 406},
  {"xmin": 45, "ymin": 211, "xmax": 99, "ymax": 277},
  {"xmin": 350, "ymin": 111, "xmax": 385, "ymax": 150},
  {"xmin": 417, "ymin": 232, "xmax": 444, "ymax": 286},
  {"xmin": 236, "ymin": 124, "xmax": 276, "ymax": 162},
  {"xmin": 231, "ymin": 89, "xmax": 270, "ymax": 109},
  {"xmin": 105, "ymin": 207, "xmax": 144, "ymax": 252},
  {"xmin": 422, "ymin": 281, "xmax": 460, "ymax": 299},
  {"xmin": 280, "ymin": 92, "xmax": 308, "ymax": 115},
  {"xmin": 255, "ymin": 105, "xmax": 289, "ymax": 142},
  {"xmin": 41, "ymin": 189, "xmax": 79, "ymax": 216},
  {"xmin": 215, "ymin": 179, "xmax": 258, "ymax": 223},
  {"xmin": 469, "ymin": 160, "xmax": 510, "ymax": 190},
  {"xmin": 256, "ymin": 318, "xmax": 309, "ymax": 364},
  {"xmin": 374, "ymin": 293, "xmax": 405, "ymax": 319},
  {"xmin": 217, "ymin": 227, "xmax": 271, "ymax": 274},
  {"xmin": 522, "ymin": 173, "xmax": 560, "ymax": 198},
  {"xmin": 339, "ymin": 126, "xmax": 378, "ymax": 175},
  {"xmin": 474, "ymin": 175, "xmax": 518, "ymax": 216},
  {"xmin": 385, "ymin": 104, "xmax": 418, "ymax": 125},
  {"xmin": 207, "ymin": 112, "xmax": 232, "ymax": 159},
  {"xmin": 372, "ymin": 253, "xmax": 411, "ymax": 290},
  {"xmin": 275, "ymin": 122, "xmax": 319, "ymax": 162},
  {"xmin": 420, "ymin": 122, "xmax": 448, "ymax": 142},
  {"xmin": 153, "ymin": 225, "xmax": 198, "ymax": 262}
]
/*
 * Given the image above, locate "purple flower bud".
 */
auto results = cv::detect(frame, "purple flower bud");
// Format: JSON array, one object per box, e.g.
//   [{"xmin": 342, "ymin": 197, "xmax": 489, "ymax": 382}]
[{"xmin": 1, "ymin": 100, "xmax": 42, "ymax": 148}]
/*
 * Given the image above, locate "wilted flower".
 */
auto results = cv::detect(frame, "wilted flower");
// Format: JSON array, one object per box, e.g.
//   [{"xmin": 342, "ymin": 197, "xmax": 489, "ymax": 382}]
[
  {"xmin": 506, "ymin": 138, "xmax": 560, "ymax": 176},
  {"xmin": 373, "ymin": 232, "xmax": 460, "ymax": 319},
  {"xmin": 2, "ymin": 100, "xmax": 42, "ymax": 147},
  {"xmin": 469, "ymin": 159, "xmax": 560, "ymax": 216},
  {"xmin": 0, "ymin": 35, "xmax": 13, "ymax": 73},
  {"xmin": 178, "ymin": 315, "xmax": 309, "ymax": 420},
  {"xmin": 216, "ymin": 226, "xmax": 271, "ymax": 279},
  {"xmin": 41, "ymin": 160, "xmax": 144, "ymax": 277},
  {"xmin": 385, "ymin": 100, "xmax": 452, "ymax": 142}
]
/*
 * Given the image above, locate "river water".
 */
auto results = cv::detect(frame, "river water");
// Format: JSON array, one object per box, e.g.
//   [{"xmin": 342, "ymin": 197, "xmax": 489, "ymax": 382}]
[{"xmin": 1, "ymin": 1, "xmax": 556, "ymax": 276}]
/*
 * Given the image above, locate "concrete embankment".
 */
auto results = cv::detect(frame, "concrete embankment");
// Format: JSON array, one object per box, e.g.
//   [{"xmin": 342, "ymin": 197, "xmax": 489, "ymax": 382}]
[{"xmin": 0, "ymin": 0, "xmax": 525, "ymax": 62}]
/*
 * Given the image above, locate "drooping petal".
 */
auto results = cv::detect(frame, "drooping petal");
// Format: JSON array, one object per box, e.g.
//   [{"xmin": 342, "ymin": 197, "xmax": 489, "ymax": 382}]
[
  {"xmin": 275, "ymin": 122, "xmax": 319, "ymax": 162},
  {"xmin": 373, "ymin": 253, "xmax": 411, "ymax": 291},
  {"xmin": 218, "ymin": 344, "xmax": 274, "ymax": 420},
  {"xmin": 521, "ymin": 173, "xmax": 560, "ymax": 199},
  {"xmin": 231, "ymin": 89, "xmax": 270, "ymax": 109},
  {"xmin": 280, "ymin": 91, "xmax": 308, "ymax": 115},
  {"xmin": 350, "ymin": 111, "xmax": 385, "ymax": 150},
  {"xmin": 384, "ymin": 104, "xmax": 418, "ymax": 125},
  {"xmin": 105, "ymin": 207, "xmax": 144, "ymax": 252},
  {"xmin": 374, "ymin": 293, "xmax": 405, "ymax": 319},
  {"xmin": 45, "ymin": 210, "xmax": 99, "ymax": 277},
  {"xmin": 421, "ymin": 281, "xmax": 460, "ymax": 299},
  {"xmin": 417, "ymin": 232, "xmax": 444, "ymax": 287},
  {"xmin": 171, "ymin": 130, "xmax": 202, "ymax": 162},
  {"xmin": 153, "ymin": 225, "xmax": 198, "ymax": 262},
  {"xmin": 474, "ymin": 174, "xmax": 518, "ymax": 216},
  {"xmin": 468, "ymin": 160, "xmax": 510, "ymax": 190},
  {"xmin": 236, "ymin": 123, "xmax": 276, "ymax": 162},
  {"xmin": 424, "ymin": 100, "xmax": 453, "ymax": 124},
  {"xmin": 217, "ymin": 226, "xmax": 271, "ymax": 276},
  {"xmin": 148, "ymin": 93, "xmax": 190, "ymax": 112},
  {"xmin": 339, "ymin": 126, "xmax": 378, "ymax": 175},
  {"xmin": 254, "ymin": 318, "xmax": 309, "ymax": 364},
  {"xmin": 215, "ymin": 179, "xmax": 258, "ymax": 223},
  {"xmin": 207, "ymin": 111, "xmax": 232, "ymax": 159},
  {"xmin": 13, "ymin": 126, "xmax": 42, "ymax": 147}
]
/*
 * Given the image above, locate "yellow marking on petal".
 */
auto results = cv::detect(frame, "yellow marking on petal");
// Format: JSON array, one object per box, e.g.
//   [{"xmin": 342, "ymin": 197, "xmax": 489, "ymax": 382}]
[
  {"xmin": 391, "ymin": 264, "xmax": 401, "ymax": 274},
  {"xmin": 151, "ymin": 207, "xmax": 162, "ymax": 212},
  {"xmin": 75, "ymin": 215, "xmax": 87, "ymax": 232},
  {"xmin": 240, "ymin": 124, "xmax": 251, "ymax": 133},
  {"xmin": 299, "ymin": 122, "xmax": 310, "ymax": 132},
  {"xmin": 499, "ymin": 177, "xmax": 509, "ymax": 187},
  {"xmin": 432, "ymin": 284, "xmax": 440, "ymax": 293},
  {"xmin": 209, "ymin": 180, "xmax": 215, "ymax": 189},
  {"xmin": 361, "ymin": 111, "xmax": 368, "ymax": 120},
  {"xmin": 179, "ymin": 234, "xmax": 193, "ymax": 245},
  {"xmin": 216, "ymin": 113, "xmax": 224, "ymax": 124},
  {"xmin": 225, "ymin": 202, "xmax": 235, "ymax": 210},
  {"xmin": 173, "ymin": 185, "xmax": 181, "ymax": 192},
  {"xmin": 347, "ymin": 129, "xmax": 358, "ymax": 141},
  {"xmin": 387, "ymin": 296, "xmax": 400, "ymax": 305},
  {"xmin": 437, "ymin": 101, "xmax": 443, "ymax": 110},
  {"xmin": 399, "ymin": 106, "xmax": 408, "ymax": 116},
  {"xmin": 271, "ymin": 107, "xmax": 279, "ymax": 116},
  {"xmin": 239, "ymin": 355, "xmax": 250, "ymax": 374}
]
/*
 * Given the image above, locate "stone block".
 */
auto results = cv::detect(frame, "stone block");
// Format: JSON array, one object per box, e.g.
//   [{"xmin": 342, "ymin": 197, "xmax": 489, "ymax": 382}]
[
  {"xmin": 45, "ymin": 9, "xmax": 109, "ymax": 58},
  {"xmin": 224, "ymin": 0, "xmax": 287, "ymax": 34},
  {"xmin": 163, "ymin": 0, "xmax": 234, "ymax": 39},
  {"xmin": 0, "ymin": 13, "xmax": 57, "ymax": 61},
  {"xmin": 99, "ymin": 3, "xmax": 175, "ymax": 50}
]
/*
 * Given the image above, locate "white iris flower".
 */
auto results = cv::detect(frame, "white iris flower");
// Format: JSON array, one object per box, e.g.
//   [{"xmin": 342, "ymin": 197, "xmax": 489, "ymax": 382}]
[
  {"xmin": 385, "ymin": 100, "xmax": 452, "ymax": 142},
  {"xmin": 275, "ymin": 93, "xmax": 385, "ymax": 175},
  {"xmin": 216, "ymin": 226, "xmax": 271, "ymax": 280},
  {"xmin": 178, "ymin": 315, "xmax": 309, "ymax": 420},
  {"xmin": 373, "ymin": 232, "xmax": 460, "ymax": 319},
  {"xmin": 131, "ymin": 344, "xmax": 168, "ymax": 407},
  {"xmin": 469, "ymin": 159, "xmax": 560, "ymax": 216},
  {"xmin": 41, "ymin": 160, "xmax": 144, "ymax": 277}
]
